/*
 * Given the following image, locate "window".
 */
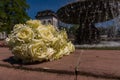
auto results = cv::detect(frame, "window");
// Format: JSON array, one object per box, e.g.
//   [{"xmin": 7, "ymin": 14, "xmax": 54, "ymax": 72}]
[
  {"xmin": 48, "ymin": 20, "xmax": 52, "ymax": 25},
  {"xmin": 42, "ymin": 20, "xmax": 46, "ymax": 25}
]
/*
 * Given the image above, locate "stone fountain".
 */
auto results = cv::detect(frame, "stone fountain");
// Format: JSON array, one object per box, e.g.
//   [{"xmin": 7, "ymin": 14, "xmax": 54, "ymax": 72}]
[{"xmin": 57, "ymin": 0, "xmax": 120, "ymax": 44}]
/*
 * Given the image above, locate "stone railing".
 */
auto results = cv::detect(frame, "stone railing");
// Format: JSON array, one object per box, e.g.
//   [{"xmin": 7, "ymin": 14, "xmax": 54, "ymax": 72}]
[{"xmin": 0, "ymin": 32, "xmax": 7, "ymax": 40}]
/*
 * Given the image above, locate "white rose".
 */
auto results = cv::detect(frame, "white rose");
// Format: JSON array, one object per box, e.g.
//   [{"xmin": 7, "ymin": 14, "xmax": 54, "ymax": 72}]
[
  {"xmin": 5, "ymin": 19, "xmax": 75, "ymax": 63},
  {"xmin": 5, "ymin": 34, "xmax": 17, "ymax": 48},
  {"xmin": 46, "ymin": 24, "xmax": 57, "ymax": 34},
  {"xmin": 16, "ymin": 27, "xmax": 34, "ymax": 43},
  {"xmin": 37, "ymin": 27, "xmax": 54, "ymax": 41},
  {"xmin": 28, "ymin": 42, "xmax": 47, "ymax": 61},
  {"xmin": 67, "ymin": 42, "xmax": 75, "ymax": 52},
  {"xmin": 26, "ymin": 20, "xmax": 43, "ymax": 29},
  {"xmin": 13, "ymin": 24, "xmax": 25, "ymax": 31},
  {"xmin": 12, "ymin": 45, "xmax": 30, "ymax": 62}
]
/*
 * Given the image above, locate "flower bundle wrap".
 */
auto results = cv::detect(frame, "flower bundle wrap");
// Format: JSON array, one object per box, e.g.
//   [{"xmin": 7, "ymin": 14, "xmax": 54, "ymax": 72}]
[{"xmin": 6, "ymin": 20, "xmax": 75, "ymax": 63}]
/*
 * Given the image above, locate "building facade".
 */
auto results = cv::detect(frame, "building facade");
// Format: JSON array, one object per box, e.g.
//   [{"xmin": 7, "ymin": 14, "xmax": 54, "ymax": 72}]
[{"xmin": 35, "ymin": 10, "xmax": 58, "ymax": 28}]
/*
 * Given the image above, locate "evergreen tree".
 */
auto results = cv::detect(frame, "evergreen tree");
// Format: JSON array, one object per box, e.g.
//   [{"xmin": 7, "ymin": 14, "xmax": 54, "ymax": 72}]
[{"xmin": 0, "ymin": 0, "xmax": 30, "ymax": 33}]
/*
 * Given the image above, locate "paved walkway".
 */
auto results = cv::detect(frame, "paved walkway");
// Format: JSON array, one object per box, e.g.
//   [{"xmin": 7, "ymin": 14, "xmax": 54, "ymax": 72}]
[
  {"xmin": 0, "ymin": 48, "xmax": 120, "ymax": 80},
  {"xmin": 0, "ymin": 66, "xmax": 115, "ymax": 80}
]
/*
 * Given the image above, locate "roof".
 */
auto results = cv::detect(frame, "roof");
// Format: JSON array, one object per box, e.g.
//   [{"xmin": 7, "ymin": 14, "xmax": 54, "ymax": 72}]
[{"xmin": 35, "ymin": 10, "xmax": 57, "ymax": 19}]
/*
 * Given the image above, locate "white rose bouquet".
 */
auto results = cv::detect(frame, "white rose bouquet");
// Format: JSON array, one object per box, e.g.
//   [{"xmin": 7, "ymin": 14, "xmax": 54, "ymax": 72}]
[{"xmin": 6, "ymin": 20, "xmax": 75, "ymax": 63}]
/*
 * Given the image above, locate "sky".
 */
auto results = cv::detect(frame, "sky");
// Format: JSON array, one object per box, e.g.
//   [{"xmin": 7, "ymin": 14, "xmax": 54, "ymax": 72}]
[
  {"xmin": 26, "ymin": 0, "xmax": 119, "ymax": 28},
  {"xmin": 26, "ymin": 0, "xmax": 70, "ymax": 19}
]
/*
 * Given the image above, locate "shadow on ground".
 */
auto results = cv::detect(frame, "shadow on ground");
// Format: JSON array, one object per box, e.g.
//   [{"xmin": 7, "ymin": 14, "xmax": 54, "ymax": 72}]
[{"xmin": 3, "ymin": 56, "xmax": 46, "ymax": 65}]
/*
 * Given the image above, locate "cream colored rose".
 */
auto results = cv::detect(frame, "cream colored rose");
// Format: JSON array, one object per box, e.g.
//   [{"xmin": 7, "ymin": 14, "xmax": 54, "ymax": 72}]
[
  {"xmin": 28, "ymin": 42, "xmax": 55, "ymax": 61},
  {"xmin": 16, "ymin": 27, "xmax": 34, "ymax": 43},
  {"xmin": 5, "ymin": 34, "xmax": 17, "ymax": 48},
  {"xmin": 46, "ymin": 24, "xmax": 57, "ymax": 34},
  {"xmin": 13, "ymin": 24, "xmax": 25, "ymax": 31},
  {"xmin": 52, "ymin": 42, "xmax": 74, "ymax": 60},
  {"xmin": 37, "ymin": 27, "xmax": 54, "ymax": 41},
  {"xmin": 26, "ymin": 20, "xmax": 43, "ymax": 29},
  {"xmin": 52, "ymin": 33, "xmax": 67, "ymax": 48},
  {"xmin": 5, "ymin": 19, "xmax": 75, "ymax": 63},
  {"xmin": 12, "ymin": 45, "xmax": 30, "ymax": 62},
  {"xmin": 60, "ymin": 30, "xmax": 68, "ymax": 40},
  {"xmin": 67, "ymin": 42, "xmax": 75, "ymax": 52}
]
